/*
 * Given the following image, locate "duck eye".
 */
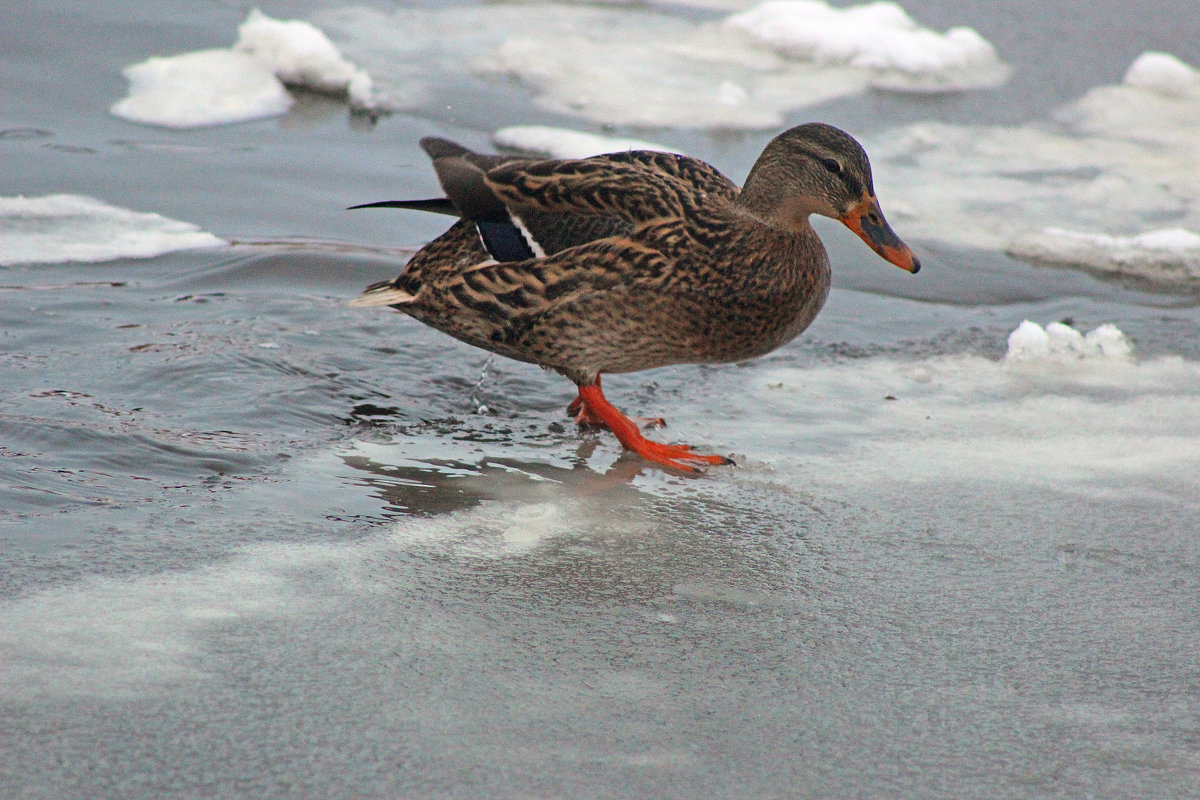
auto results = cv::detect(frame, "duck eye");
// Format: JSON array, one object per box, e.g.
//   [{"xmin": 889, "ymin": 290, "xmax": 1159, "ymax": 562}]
[{"xmin": 821, "ymin": 158, "xmax": 843, "ymax": 175}]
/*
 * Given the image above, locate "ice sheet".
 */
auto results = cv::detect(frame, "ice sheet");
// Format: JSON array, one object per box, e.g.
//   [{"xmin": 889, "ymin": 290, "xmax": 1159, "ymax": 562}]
[
  {"xmin": 4, "ymin": 318, "xmax": 1198, "ymax": 702},
  {"xmin": 110, "ymin": 9, "xmax": 374, "ymax": 128},
  {"xmin": 235, "ymin": 9, "xmax": 373, "ymax": 107},
  {"xmin": 0, "ymin": 194, "xmax": 226, "ymax": 266}
]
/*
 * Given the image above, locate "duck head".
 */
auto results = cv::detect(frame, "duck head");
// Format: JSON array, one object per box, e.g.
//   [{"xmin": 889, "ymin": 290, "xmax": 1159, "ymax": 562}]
[{"xmin": 740, "ymin": 123, "xmax": 920, "ymax": 274}]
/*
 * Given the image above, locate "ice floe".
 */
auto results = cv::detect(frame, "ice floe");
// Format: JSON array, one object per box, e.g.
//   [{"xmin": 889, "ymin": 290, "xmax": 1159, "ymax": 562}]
[
  {"xmin": 0, "ymin": 194, "xmax": 226, "ymax": 266},
  {"xmin": 491, "ymin": 126, "xmax": 674, "ymax": 158},
  {"xmin": 313, "ymin": 1, "xmax": 1005, "ymax": 130},
  {"xmin": 111, "ymin": 9, "xmax": 374, "ymax": 128},
  {"xmin": 1007, "ymin": 228, "xmax": 1200, "ymax": 286}
]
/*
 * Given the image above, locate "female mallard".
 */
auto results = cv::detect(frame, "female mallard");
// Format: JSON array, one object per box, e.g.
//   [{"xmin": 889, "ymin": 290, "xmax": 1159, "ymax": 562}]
[{"xmin": 351, "ymin": 123, "xmax": 919, "ymax": 473}]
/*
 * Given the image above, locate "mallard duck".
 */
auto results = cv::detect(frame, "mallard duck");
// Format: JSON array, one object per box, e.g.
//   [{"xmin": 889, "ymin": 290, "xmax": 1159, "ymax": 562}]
[{"xmin": 351, "ymin": 123, "xmax": 919, "ymax": 473}]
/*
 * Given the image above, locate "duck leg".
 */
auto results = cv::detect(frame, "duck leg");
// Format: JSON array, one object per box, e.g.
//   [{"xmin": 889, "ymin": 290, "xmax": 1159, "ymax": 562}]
[
  {"xmin": 568, "ymin": 380, "xmax": 665, "ymax": 429},
  {"xmin": 572, "ymin": 377, "xmax": 734, "ymax": 474}
]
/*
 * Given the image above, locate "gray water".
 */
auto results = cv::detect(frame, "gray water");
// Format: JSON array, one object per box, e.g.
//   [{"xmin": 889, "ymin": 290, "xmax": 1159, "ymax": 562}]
[{"xmin": 3, "ymin": 1, "xmax": 1200, "ymax": 798}]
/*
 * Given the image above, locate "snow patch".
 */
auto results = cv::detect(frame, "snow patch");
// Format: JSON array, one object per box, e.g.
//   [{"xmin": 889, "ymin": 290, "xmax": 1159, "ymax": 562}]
[
  {"xmin": 738, "ymin": 320, "xmax": 1200, "ymax": 491},
  {"xmin": 866, "ymin": 51, "xmax": 1200, "ymax": 274},
  {"xmin": 725, "ymin": 0, "xmax": 1009, "ymax": 91},
  {"xmin": 111, "ymin": 9, "xmax": 375, "ymax": 128},
  {"xmin": 1123, "ymin": 51, "xmax": 1198, "ymax": 96},
  {"xmin": 0, "ymin": 194, "xmax": 226, "ymax": 266}
]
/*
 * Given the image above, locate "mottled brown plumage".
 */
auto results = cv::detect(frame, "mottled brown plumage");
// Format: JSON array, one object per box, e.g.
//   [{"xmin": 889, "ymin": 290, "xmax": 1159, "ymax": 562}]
[{"xmin": 352, "ymin": 123, "xmax": 919, "ymax": 473}]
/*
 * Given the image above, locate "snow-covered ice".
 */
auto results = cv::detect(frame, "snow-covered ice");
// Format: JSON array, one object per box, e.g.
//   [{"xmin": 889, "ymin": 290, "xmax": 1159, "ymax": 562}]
[
  {"xmin": 111, "ymin": 9, "xmax": 374, "ymax": 128},
  {"xmin": 491, "ymin": 126, "xmax": 674, "ymax": 158},
  {"xmin": 0, "ymin": 194, "xmax": 226, "ymax": 266},
  {"xmin": 1123, "ymin": 51, "xmax": 1199, "ymax": 96}
]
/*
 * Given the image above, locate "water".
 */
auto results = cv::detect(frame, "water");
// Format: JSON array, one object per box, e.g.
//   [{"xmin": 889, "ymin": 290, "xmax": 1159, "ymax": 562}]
[{"xmin": 3, "ymin": 1, "xmax": 1200, "ymax": 798}]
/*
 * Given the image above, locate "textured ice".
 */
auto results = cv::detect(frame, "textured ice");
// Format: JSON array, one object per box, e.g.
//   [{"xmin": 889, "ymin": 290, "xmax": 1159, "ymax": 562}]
[
  {"xmin": 725, "ymin": 0, "xmax": 1009, "ymax": 91},
  {"xmin": 111, "ymin": 9, "xmax": 374, "ymax": 128},
  {"xmin": 0, "ymin": 194, "xmax": 226, "ymax": 266},
  {"xmin": 491, "ymin": 126, "xmax": 674, "ymax": 158},
  {"xmin": 313, "ymin": 2, "xmax": 1002, "ymax": 130},
  {"xmin": 1007, "ymin": 227, "xmax": 1200, "ymax": 285}
]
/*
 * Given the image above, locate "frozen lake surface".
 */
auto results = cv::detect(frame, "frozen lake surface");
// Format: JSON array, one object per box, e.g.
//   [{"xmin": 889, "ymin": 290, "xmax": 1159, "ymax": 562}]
[{"xmin": 3, "ymin": 1, "xmax": 1200, "ymax": 797}]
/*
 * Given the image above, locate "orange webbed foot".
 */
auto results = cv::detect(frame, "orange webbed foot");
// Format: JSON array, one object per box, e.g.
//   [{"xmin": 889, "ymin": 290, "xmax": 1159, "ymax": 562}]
[{"xmin": 572, "ymin": 380, "xmax": 734, "ymax": 475}]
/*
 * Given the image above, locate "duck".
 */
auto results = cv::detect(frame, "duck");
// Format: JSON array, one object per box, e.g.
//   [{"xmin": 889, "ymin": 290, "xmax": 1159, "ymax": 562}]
[{"xmin": 350, "ymin": 123, "xmax": 919, "ymax": 474}]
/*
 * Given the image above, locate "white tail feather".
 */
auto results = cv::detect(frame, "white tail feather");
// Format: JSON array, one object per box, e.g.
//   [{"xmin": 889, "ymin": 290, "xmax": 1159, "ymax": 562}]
[{"xmin": 349, "ymin": 286, "xmax": 416, "ymax": 307}]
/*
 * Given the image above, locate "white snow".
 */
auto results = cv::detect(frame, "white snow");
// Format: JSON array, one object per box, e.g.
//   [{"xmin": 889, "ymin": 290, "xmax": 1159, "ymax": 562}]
[
  {"xmin": 111, "ymin": 9, "xmax": 375, "ymax": 128},
  {"xmin": 1004, "ymin": 320, "xmax": 1133, "ymax": 362},
  {"xmin": 1006, "ymin": 227, "xmax": 1200, "ymax": 285},
  {"xmin": 1123, "ymin": 51, "xmax": 1198, "ymax": 96},
  {"xmin": 725, "ymin": 0, "xmax": 1009, "ymax": 91},
  {"xmin": 491, "ymin": 126, "xmax": 674, "ymax": 158},
  {"xmin": 0, "ymin": 194, "xmax": 226, "ymax": 266}
]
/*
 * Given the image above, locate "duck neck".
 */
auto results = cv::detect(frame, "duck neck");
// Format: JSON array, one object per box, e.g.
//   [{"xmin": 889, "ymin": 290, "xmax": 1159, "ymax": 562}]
[{"xmin": 737, "ymin": 179, "xmax": 826, "ymax": 235}]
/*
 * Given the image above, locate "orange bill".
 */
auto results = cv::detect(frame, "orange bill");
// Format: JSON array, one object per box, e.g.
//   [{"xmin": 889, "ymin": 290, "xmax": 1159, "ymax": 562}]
[{"xmin": 841, "ymin": 194, "xmax": 921, "ymax": 274}]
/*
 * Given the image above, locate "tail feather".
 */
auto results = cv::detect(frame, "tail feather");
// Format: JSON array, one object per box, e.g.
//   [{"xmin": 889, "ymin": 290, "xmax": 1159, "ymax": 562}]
[
  {"xmin": 350, "ymin": 280, "xmax": 416, "ymax": 308},
  {"xmin": 348, "ymin": 198, "xmax": 459, "ymax": 216}
]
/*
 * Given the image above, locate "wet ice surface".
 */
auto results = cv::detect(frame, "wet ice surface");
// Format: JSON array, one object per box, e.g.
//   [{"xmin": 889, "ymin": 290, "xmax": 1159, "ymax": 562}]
[{"xmin": 4, "ymin": 0, "xmax": 1200, "ymax": 797}]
